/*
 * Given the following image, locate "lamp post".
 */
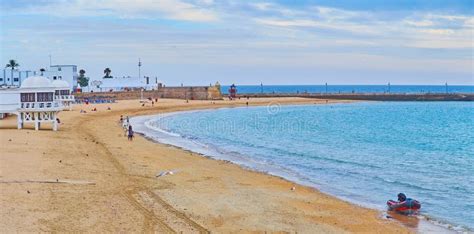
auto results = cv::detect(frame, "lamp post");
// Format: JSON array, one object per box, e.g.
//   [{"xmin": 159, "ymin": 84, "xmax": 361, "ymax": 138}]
[{"xmin": 138, "ymin": 58, "xmax": 141, "ymax": 79}]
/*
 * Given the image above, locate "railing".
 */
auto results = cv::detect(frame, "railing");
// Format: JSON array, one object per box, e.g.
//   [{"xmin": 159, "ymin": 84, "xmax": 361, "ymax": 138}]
[
  {"xmin": 55, "ymin": 95, "xmax": 75, "ymax": 101},
  {"xmin": 19, "ymin": 101, "xmax": 62, "ymax": 110}
]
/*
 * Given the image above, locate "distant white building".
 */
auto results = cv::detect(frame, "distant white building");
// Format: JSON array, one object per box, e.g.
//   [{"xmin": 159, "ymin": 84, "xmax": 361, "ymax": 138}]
[
  {"xmin": 88, "ymin": 76, "xmax": 161, "ymax": 92},
  {"xmin": 1, "ymin": 65, "xmax": 78, "ymax": 91}
]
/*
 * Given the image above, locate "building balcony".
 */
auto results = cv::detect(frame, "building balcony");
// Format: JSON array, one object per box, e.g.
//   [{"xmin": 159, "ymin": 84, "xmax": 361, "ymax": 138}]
[
  {"xmin": 19, "ymin": 101, "xmax": 63, "ymax": 111},
  {"xmin": 55, "ymin": 95, "xmax": 75, "ymax": 101}
]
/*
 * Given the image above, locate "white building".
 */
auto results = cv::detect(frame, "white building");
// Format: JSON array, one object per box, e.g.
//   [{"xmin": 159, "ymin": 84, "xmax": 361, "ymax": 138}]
[
  {"xmin": 0, "ymin": 76, "xmax": 68, "ymax": 131},
  {"xmin": 88, "ymin": 76, "xmax": 161, "ymax": 92},
  {"xmin": 1, "ymin": 64, "xmax": 78, "ymax": 91},
  {"xmin": 52, "ymin": 79, "xmax": 75, "ymax": 111}
]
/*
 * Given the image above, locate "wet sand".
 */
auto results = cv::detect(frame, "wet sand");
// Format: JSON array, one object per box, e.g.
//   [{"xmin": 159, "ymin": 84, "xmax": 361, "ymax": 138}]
[{"xmin": 0, "ymin": 97, "xmax": 413, "ymax": 233}]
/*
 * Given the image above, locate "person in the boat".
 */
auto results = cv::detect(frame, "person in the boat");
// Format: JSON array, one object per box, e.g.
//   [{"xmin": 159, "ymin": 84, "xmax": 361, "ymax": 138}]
[
  {"xmin": 387, "ymin": 193, "xmax": 421, "ymax": 214},
  {"xmin": 397, "ymin": 193, "xmax": 407, "ymax": 202}
]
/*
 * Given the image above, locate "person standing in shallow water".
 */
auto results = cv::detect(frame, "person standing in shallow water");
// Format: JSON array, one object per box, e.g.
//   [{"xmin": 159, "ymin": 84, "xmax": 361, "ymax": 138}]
[{"xmin": 128, "ymin": 125, "xmax": 134, "ymax": 141}]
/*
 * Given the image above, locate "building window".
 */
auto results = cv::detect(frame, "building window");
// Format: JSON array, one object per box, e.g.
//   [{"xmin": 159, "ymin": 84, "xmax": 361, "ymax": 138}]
[
  {"xmin": 0, "ymin": 78, "xmax": 3, "ymax": 81},
  {"xmin": 37, "ymin": 92, "xmax": 53, "ymax": 102},
  {"xmin": 21, "ymin": 93, "xmax": 36, "ymax": 102},
  {"xmin": 14, "ymin": 78, "xmax": 19, "ymax": 82},
  {"xmin": 58, "ymin": 67, "xmax": 62, "ymax": 71},
  {"xmin": 60, "ymin": 90, "xmax": 70, "ymax": 95},
  {"xmin": 53, "ymin": 76, "xmax": 57, "ymax": 80},
  {"xmin": 59, "ymin": 76, "xmax": 62, "ymax": 80},
  {"xmin": 55, "ymin": 90, "xmax": 60, "ymax": 95}
]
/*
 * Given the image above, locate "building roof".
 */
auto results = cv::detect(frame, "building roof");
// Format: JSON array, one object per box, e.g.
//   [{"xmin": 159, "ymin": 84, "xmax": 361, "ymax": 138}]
[
  {"xmin": 50, "ymin": 65, "xmax": 77, "ymax": 67},
  {"xmin": 98, "ymin": 77, "xmax": 160, "ymax": 88},
  {"xmin": 21, "ymin": 76, "xmax": 53, "ymax": 89},
  {"xmin": 51, "ymin": 79, "xmax": 70, "ymax": 89}
]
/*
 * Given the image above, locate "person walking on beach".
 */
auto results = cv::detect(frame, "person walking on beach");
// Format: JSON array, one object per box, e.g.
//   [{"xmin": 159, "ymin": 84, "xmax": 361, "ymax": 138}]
[
  {"xmin": 127, "ymin": 125, "xmax": 134, "ymax": 141},
  {"xmin": 122, "ymin": 116, "xmax": 130, "ymax": 137},
  {"xmin": 123, "ymin": 123, "xmax": 128, "ymax": 137}
]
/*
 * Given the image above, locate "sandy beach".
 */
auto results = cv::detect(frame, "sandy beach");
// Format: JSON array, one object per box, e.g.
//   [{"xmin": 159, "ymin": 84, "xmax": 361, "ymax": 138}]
[{"xmin": 0, "ymin": 97, "xmax": 412, "ymax": 233}]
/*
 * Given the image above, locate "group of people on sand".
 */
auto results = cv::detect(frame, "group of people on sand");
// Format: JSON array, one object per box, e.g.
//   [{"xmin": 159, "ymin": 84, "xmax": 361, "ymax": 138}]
[
  {"xmin": 80, "ymin": 106, "xmax": 112, "ymax": 113},
  {"xmin": 141, "ymin": 97, "xmax": 158, "ymax": 107},
  {"xmin": 120, "ymin": 115, "xmax": 134, "ymax": 141}
]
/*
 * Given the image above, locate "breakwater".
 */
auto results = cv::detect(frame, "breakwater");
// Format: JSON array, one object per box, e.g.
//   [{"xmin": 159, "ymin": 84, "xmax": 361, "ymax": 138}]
[{"xmin": 238, "ymin": 93, "xmax": 474, "ymax": 101}]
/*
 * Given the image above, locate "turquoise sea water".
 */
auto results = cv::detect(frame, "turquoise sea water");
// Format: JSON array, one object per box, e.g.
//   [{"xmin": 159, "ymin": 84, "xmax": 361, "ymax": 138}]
[{"xmin": 131, "ymin": 102, "xmax": 474, "ymax": 230}]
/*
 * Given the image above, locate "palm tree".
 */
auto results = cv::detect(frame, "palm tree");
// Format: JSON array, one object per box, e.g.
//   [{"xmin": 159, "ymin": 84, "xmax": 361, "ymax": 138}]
[
  {"xmin": 79, "ymin": 69, "xmax": 86, "ymax": 78},
  {"xmin": 103, "ymin": 68, "xmax": 112, "ymax": 78},
  {"xmin": 40, "ymin": 68, "xmax": 46, "ymax": 76},
  {"xmin": 5, "ymin": 59, "xmax": 19, "ymax": 85}
]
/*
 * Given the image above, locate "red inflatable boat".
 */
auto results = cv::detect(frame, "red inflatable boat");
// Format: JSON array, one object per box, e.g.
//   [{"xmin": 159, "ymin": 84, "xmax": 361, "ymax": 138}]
[{"xmin": 387, "ymin": 199, "xmax": 421, "ymax": 214}]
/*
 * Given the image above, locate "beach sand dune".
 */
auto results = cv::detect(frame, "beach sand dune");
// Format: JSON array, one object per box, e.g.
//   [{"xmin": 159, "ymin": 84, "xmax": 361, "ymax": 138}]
[{"xmin": 0, "ymin": 98, "xmax": 410, "ymax": 233}]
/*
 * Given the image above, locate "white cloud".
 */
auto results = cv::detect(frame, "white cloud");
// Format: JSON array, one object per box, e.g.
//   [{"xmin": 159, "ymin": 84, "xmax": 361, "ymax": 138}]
[
  {"xmin": 252, "ymin": 2, "xmax": 274, "ymax": 11},
  {"xmin": 429, "ymin": 14, "xmax": 471, "ymax": 21},
  {"xmin": 404, "ymin": 20, "xmax": 434, "ymax": 27},
  {"xmin": 313, "ymin": 6, "xmax": 364, "ymax": 21},
  {"xmin": 22, "ymin": 0, "xmax": 218, "ymax": 22},
  {"xmin": 419, "ymin": 29, "xmax": 454, "ymax": 35},
  {"xmin": 255, "ymin": 18, "xmax": 380, "ymax": 35},
  {"xmin": 250, "ymin": 3, "xmax": 473, "ymax": 50},
  {"xmin": 463, "ymin": 18, "xmax": 474, "ymax": 28},
  {"xmin": 196, "ymin": 0, "xmax": 214, "ymax": 5}
]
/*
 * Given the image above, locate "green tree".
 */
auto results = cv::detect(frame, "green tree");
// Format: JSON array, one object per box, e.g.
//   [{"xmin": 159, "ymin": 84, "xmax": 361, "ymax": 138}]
[
  {"xmin": 5, "ymin": 59, "xmax": 19, "ymax": 85},
  {"xmin": 103, "ymin": 67, "xmax": 112, "ymax": 78},
  {"xmin": 78, "ymin": 69, "xmax": 89, "ymax": 87},
  {"xmin": 78, "ymin": 77, "xmax": 89, "ymax": 87}
]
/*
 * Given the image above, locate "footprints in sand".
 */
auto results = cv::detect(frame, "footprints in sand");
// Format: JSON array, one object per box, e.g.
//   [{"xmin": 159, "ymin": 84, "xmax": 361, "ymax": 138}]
[
  {"xmin": 82, "ymin": 122, "xmax": 207, "ymax": 233},
  {"xmin": 125, "ymin": 188, "xmax": 208, "ymax": 233}
]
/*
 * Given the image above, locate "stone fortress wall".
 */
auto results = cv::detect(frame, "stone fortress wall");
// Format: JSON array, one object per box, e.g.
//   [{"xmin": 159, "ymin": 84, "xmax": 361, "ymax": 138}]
[{"xmin": 75, "ymin": 85, "xmax": 222, "ymax": 101}]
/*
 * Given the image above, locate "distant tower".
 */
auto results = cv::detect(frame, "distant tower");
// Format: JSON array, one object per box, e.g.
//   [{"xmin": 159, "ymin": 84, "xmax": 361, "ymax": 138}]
[{"xmin": 228, "ymin": 84, "xmax": 237, "ymax": 99}]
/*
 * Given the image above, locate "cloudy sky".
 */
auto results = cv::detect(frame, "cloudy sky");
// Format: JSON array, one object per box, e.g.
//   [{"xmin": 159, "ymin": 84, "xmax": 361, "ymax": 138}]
[{"xmin": 1, "ymin": 0, "xmax": 473, "ymax": 85}]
